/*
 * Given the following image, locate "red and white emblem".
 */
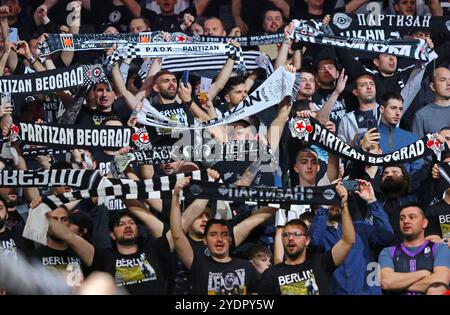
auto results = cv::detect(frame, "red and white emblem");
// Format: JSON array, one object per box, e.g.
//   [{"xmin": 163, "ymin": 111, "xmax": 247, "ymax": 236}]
[
  {"xmin": 132, "ymin": 128, "xmax": 152, "ymax": 149},
  {"xmin": 426, "ymin": 134, "xmax": 444, "ymax": 156},
  {"xmin": 290, "ymin": 117, "xmax": 313, "ymax": 139}
]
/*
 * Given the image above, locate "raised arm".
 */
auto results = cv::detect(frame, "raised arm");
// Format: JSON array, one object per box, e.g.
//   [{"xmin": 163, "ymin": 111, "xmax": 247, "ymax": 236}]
[
  {"xmin": 233, "ymin": 206, "xmax": 277, "ymax": 247},
  {"xmin": 331, "ymin": 182, "xmax": 356, "ymax": 266},
  {"xmin": 207, "ymin": 41, "xmax": 238, "ymax": 101},
  {"xmin": 0, "ymin": 43, "xmax": 12, "ymax": 76},
  {"xmin": 354, "ymin": 179, "xmax": 394, "ymax": 246},
  {"xmin": 13, "ymin": 40, "xmax": 46, "ymax": 72},
  {"xmin": 123, "ymin": 199, "xmax": 164, "ymax": 239},
  {"xmin": 120, "ymin": 0, "xmax": 142, "ymax": 17},
  {"xmin": 315, "ymin": 69, "xmax": 347, "ymax": 124},
  {"xmin": 16, "ymin": 156, "xmax": 40, "ymax": 203},
  {"xmin": 275, "ymin": 23, "xmax": 294, "ymax": 70},
  {"xmin": 111, "ymin": 61, "xmax": 139, "ymax": 110},
  {"xmin": 231, "ymin": 0, "xmax": 249, "ymax": 35},
  {"xmin": 427, "ymin": 0, "xmax": 443, "ymax": 16},
  {"xmin": 47, "ymin": 214, "xmax": 95, "ymax": 267},
  {"xmin": 345, "ymin": 0, "xmax": 369, "ymax": 13},
  {"xmin": 273, "ymin": 226, "xmax": 284, "ymax": 264},
  {"xmin": 195, "ymin": 0, "xmax": 212, "ymax": 16},
  {"xmin": 61, "ymin": 1, "xmax": 81, "ymax": 66},
  {"xmin": 170, "ymin": 177, "xmax": 195, "ymax": 270}
]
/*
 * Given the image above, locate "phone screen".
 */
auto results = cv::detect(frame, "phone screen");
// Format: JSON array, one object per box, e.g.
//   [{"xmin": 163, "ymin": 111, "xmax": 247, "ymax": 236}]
[
  {"xmin": 342, "ymin": 180, "xmax": 359, "ymax": 191},
  {"xmin": 182, "ymin": 70, "xmax": 190, "ymax": 87},
  {"xmin": 1, "ymin": 92, "xmax": 11, "ymax": 105},
  {"xmin": 8, "ymin": 28, "xmax": 18, "ymax": 43}
]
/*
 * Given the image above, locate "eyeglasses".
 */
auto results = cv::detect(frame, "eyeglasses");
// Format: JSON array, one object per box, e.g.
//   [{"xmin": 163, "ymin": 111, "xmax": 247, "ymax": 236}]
[{"xmin": 282, "ymin": 231, "xmax": 306, "ymax": 238}]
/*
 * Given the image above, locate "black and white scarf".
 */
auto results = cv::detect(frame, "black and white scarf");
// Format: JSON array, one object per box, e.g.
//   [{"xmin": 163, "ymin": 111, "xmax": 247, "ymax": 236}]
[
  {"xmin": 39, "ymin": 32, "xmax": 166, "ymax": 56},
  {"xmin": 161, "ymin": 51, "xmax": 274, "ymax": 75},
  {"xmin": 332, "ymin": 13, "xmax": 450, "ymax": 39},
  {"xmin": 290, "ymin": 117, "xmax": 447, "ymax": 165},
  {"xmin": 0, "ymin": 65, "xmax": 107, "ymax": 94},
  {"xmin": 184, "ymin": 180, "xmax": 341, "ymax": 205},
  {"xmin": 137, "ymin": 66, "xmax": 300, "ymax": 129},
  {"xmin": 113, "ymin": 140, "xmax": 272, "ymax": 172},
  {"xmin": 21, "ymin": 147, "xmax": 71, "ymax": 157},
  {"xmin": 18, "ymin": 123, "xmax": 133, "ymax": 149},
  {"xmin": 23, "ymin": 170, "xmax": 210, "ymax": 245},
  {"xmin": 39, "ymin": 31, "xmax": 286, "ymax": 56},
  {"xmin": 291, "ymin": 19, "xmax": 437, "ymax": 61},
  {"xmin": 0, "ymin": 169, "xmax": 100, "ymax": 188},
  {"xmin": 108, "ymin": 42, "xmax": 246, "ymax": 73}
]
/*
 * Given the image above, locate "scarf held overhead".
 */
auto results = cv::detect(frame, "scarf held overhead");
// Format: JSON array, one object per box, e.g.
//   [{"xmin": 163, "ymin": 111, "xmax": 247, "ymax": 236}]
[
  {"xmin": 161, "ymin": 51, "xmax": 274, "ymax": 75},
  {"xmin": 0, "ymin": 169, "xmax": 100, "ymax": 187},
  {"xmin": 290, "ymin": 117, "xmax": 446, "ymax": 165},
  {"xmin": 0, "ymin": 65, "xmax": 107, "ymax": 94},
  {"xmin": 137, "ymin": 66, "xmax": 299, "ymax": 129},
  {"xmin": 290, "ymin": 19, "xmax": 437, "ymax": 61},
  {"xmin": 18, "ymin": 123, "xmax": 133, "ymax": 149},
  {"xmin": 114, "ymin": 140, "xmax": 272, "ymax": 172},
  {"xmin": 39, "ymin": 32, "xmax": 285, "ymax": 56},
  {"xmin": 184, "ymin": 180, "xmax": 341, "ymax": 205},
  {"xmin": 332, "ymin": 13, "xmax": 450, "ymax": 36}
]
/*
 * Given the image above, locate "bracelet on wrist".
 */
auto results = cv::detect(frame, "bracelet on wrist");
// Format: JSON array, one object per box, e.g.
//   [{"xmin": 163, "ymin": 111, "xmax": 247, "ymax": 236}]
[{"xmin": 28, "ymin": 56, "xmax": 38, "ymax": 65}]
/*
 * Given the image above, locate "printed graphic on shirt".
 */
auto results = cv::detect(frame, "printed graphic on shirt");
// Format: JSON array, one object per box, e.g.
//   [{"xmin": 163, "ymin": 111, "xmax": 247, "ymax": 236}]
[
  {"xmin": 43, "ymin": 93, "xmax": 64, "ymax": 123},
  {"xmin": 207, "ymin": 268, "xmax": 247, "ymax": 295},
  {"xmin": 277, "ymin": 269, "xmax": 319, "ymax": 295},
  {"xmin": 0, "ymin": 238, "xmax": 17, "ymax": 260},
  {"xmin": 98, "ymin": 161, "xmax": 111, "ymax": 176},
  {"xmin": 156, "ymin": 108, "xmax": 188, "ymax": 136},
  {"xmin": 114, "ymin": 253, "xmax": 157, "ymax": 287},
  {"xmin": 93, "ymin": 114, "xmax": 107, "ymax": 126},
  {"xmin": 41, "ymin": 256, "xmax": 84, "ymax": 287},
  {"xmin": 439, "ymin": 214, "xmax": 450, "ymax": 242}
]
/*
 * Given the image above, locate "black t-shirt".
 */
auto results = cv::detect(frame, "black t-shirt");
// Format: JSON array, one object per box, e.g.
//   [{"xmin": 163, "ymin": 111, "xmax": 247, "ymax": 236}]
[
  {"xmin": 0, "ymin": 227, "xmax": 32, "ymax": 259},
  {"xmin": 257, "ymin": 250, "xmax": 336, "ymax": 295},
  {"xmin": 75, "ymin": 106, "xmax": 121, "ymax": 127},
  {"xmin": 147, "ymin": 101, "xmax": 195, "ymax": 146},
  {"xmin": 425, "ymin": 200, "xmax": 450, "ymax": 241},
  {"xmin": 142, "ymin": 6, "xmax": 196, "ymax": 32},
  {"xmin": 42, "ymin": 0, "xmax": 93, "ymax": 30},
  {"xmin": 29, "ymin": 246, "xmax": 86, "ymax": 287},
  {"xmin": 312, "ymin": 88, "xmax": 348, "ymax": 127},
  {"xmin": 91, "ymin": 237, "xmax": 171, "ymax": 294},
  {"xmin": 289, "ymin": 1, "xmax": 339, "ymax": 20},
  {"xmin": 91, "ymin": 0, "xmax": 134, "ymax": 32},
  {"xmin": 190, "ymin": 254, "xmax": 258, "ymax": 295}
]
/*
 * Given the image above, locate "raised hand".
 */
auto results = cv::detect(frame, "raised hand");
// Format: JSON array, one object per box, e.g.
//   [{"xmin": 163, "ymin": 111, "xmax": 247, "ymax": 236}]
[
  {"xmin": 334, "ymin": 68, "xmax": 348, "ymax": 95},
  {"xmin": 360, "ymin": 128, "xmax": 380, "ymax": 151},
  {"xmin": 335, "ymin": 180, "xmax": 348, "ymax": 206},
  {"xmin": 178, "ymin": 80, "xmax": 192, "ymax": 103},
  {"xmin": 174, "ymin": 177, "xmax": 191, "ymax": 195},
  {"xmin": 354, "ymin": 179, "xmax": 377, "ymax": 203},
  {"xmin": 0, "ymin": 103, "xmax": 13, "ymax": 117},
  {"xmin": 206, "ymin": 168, "xmax": 220, "ymax": 181}
]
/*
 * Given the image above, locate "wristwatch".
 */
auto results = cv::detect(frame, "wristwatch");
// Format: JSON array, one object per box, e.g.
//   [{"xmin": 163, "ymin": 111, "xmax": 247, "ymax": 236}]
[
  {"xmin": 27, "ymin": 56, "xmax": 37, "ymax": 65},
  {"xmin": 72, "ymin": 160, "xmax": 83, "ymax": 168}
]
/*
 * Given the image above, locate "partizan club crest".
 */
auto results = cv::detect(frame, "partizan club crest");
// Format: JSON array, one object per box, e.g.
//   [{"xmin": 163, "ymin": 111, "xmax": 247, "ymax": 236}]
[
  {"xmin": 289, "ymin": 117, "xmax": 313, "ymax": 139},
  {"xmin": 426, "ymin": 134, "xmax": 445, "ymax": 157},
  {"xmin": 132, "ymin": 128, "xmax": 152, "ymax": 150}
]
